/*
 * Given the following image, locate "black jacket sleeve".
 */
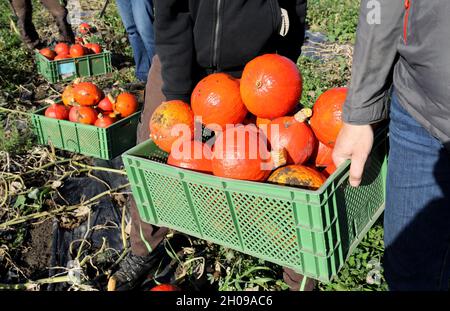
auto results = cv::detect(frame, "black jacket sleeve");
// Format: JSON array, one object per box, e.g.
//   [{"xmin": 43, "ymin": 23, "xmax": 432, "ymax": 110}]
[
  {"xmin": 154, "ymin": 0, "xmax": 195, "ymax": 103},
  {"xmin": 276, "ymin": 0, "xmax": 307, "ymax": 63}
]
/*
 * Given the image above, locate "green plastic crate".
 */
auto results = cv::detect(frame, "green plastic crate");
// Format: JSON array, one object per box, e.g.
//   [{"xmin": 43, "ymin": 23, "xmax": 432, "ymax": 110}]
[
  {"xmin": 35, "ymin": 50, "xmax": 112, "ymax": 83},
  {"xmin": 122, "ymin": 129, "xmax": 388, "ymax": 282},
  {"xmin": 31, "ymin": 106, "xmax": 141, "ymax": 160}
]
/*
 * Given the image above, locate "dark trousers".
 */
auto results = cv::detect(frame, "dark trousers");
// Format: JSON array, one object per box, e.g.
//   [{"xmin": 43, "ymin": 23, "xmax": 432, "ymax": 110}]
[
  {"xmin": 129, "ymin": 55, "xmax": 315, "ymax": 291},
  {"xmin": 10, "ymin": 0, "xmax": 74, "ymax": 49}
]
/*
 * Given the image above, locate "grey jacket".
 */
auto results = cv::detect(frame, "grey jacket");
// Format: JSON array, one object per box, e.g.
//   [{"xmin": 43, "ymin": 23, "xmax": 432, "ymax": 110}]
[{"xmin": 343, "ymin": 0, "xmax": 450, "ymax": 148}]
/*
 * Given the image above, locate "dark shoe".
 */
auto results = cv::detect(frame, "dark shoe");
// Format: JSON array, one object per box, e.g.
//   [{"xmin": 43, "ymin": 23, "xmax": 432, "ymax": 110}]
[{"xmin": 108, "ymin": 244, "xmax": 167, "ymax": 291}]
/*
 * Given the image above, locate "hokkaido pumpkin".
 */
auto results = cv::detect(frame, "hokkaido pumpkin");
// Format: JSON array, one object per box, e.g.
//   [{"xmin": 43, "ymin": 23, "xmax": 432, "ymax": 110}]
[
  {"xmin": 39, "ymin": 48, "xmax": 56, "ymax": 60},
  {"xmin": 72, "ymin": 82, "xmax": 102, "ymax": 106},
  {"xmin": 45, "ymin": 103, "xmax": 70, "ymax": 120},
  {"xmin": 97, "ymin": 95, "xmax": 113, "ymax": 112},
  {"xmin": 191, "ymin": 73, "xmax": 247, "ymax": 130},
  {"xmin": 54, "ymin": 53, "xmax": 71, "ymax": 60},
  {"xmin": 54, "ymin": 43, "xmax": 70, "ymax": 55},
  {"xmin": 240, "ymin": 54, "xmax": 302, "ymax": 119},
  {"xmin": 267, "ymin": 109, "xmax": 316, "ymax": 165},
  {"xmin": 167, "ymin": 140, "xmax": 213, "ymax": 173},
  {"xmin": 84, "ymin": 43, "xmax": 102, "ymax": 54},
  {"xmin": 113, "ymin": 92, "xmax": 138, "ymax": 117},
  {"xmin": 322, "ymin": 163, "xmax": 337, "ymax": 178},
  {"xmin": 312, "ymin": 141, "xmax": 334, "ymax": 168},
  {"xmin": 149, "ymin": 100, "xmax": 195, "ymax": 153},
  {"xmin": 268, "ymin": 165, "xmax": 326, "ymax": 190},
  {"xmin": 212, "ymin": 125, "xmax": 286, "ymax": 181},
  {"xmin": 62, "ymin": 85, "xmax": 76, "ymax": 106},
  {"xmin": 70, "ymin": 44, "xmax": 85, "ymax": 58},
  {"xmin": 69, "ymin": 106, "xmax": 98, "ymax": 125},
  {"xmin": 310, "ymin": 87, "xmax": 348, "ymax": 147},
  {"xmin": 79, "ymin": 23, "xmax": 93, "ymax": 34},
  {"xmin": 150, "ymin": 284, "xmax": 181, "ymax": 291},
  {"xmin": 94, "ymin": 114, "xmax": 116, "ymax": 128}
]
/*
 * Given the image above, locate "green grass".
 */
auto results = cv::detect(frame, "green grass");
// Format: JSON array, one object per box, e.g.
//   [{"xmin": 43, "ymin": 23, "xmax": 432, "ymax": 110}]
[{"xmin": 308, "ymin": 0, "xmax": 361, "ymax": 43}]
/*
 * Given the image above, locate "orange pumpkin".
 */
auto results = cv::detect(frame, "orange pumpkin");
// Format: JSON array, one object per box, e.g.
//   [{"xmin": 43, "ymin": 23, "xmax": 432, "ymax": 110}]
[
  {"xmin": 310, "ymin": 87, "xmax": 348, "ymax": 147},
  {"xmin": 322, "ymin": 163, "xmax": 337, "ymax": 178},
  {"xmin": 84, "ymin": 43, "xmax": 102, "ymax": 54},
  {"xmin": 68, "ymin": 106, "xmax": 98, "ymax": 125},
  {"xmin": 268, "ymin": 165, "xmax": 326, "ymax": 190},
  {"xmin": 212, "ymin": 125, "xmax": 284, "ymax": 181},
  {"xmin": 97, "ymin": 96, "xmax": 113, "ymax": 112},
  {"xmin": 150, "ymin": 284, "xmax": 181, "ymax": 291},
  {"xmin": 39, "ymin": 48, "xmax": 56, "ymax": 60},
  {"xmin": 191, "ymin": 73, "xmax": 247, "ymax": 130},
  {"xmin": 54, "ymin": 53, "xmax": 71, "ymax": 60},
  {"xmin": 113, "ymin": 92, "xmax": 138, "ymax": 117},
  {"xmin": 240, "ymin": 54, "xmax": 302, "ymax": 119},
  {"xmin": 149, "ymin": 100, "xmax": 195, "ymax": 153},
  {"xmin": 70, "ymin": 44, "xmax": 85, "ymax": 58},
  {"xmin": 79, "ymin": 23, "xmax": 93, "ymax": 34},
  {"xmin": 62, "ymin": 85, "xmax": 76, "ymax": 106},
  {"xmin": 167, "ymin": 140, "xmax": 213, "ymax": 173},
  {"xmin": 256, "ymin": 117, "xmax": 271, "ymax": 128},
  {"xmin": 267, "ymin": 110, "xmax": 316, "ymax": 165},
  {"xmin": 312, "ymin": 141, "xmax": 334, "ymax": 168},
  {"xmin": 54, "ymin": 43, "xmax": 70, "ymax": 55},
  {"xmin": 72, "ymin": 82, "xmax": 102, "ymax": 106}
]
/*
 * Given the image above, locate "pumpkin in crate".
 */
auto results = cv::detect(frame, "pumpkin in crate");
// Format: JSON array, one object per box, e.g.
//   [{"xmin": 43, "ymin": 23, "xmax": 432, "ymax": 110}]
[
  {"xmin": 167, "ymin": 140, "xmax": 213, "ymax": 173},
  {"xmin": 69, "ymin": 106, "xmax": 98, "ymax": 125},
  {"xmin": 112, "ymin": 92, "xmax": 138, "ymax": 118},
  {"xmin": 240, "ymin": 54, "xmax": 302, "ymax": 119},
  {"xmin": 45, "ymin": 103, "xmax": 70, "ymax": 120},
  {"xmin": 39, "ymin": 48, "xmax": 56, "ymax": 60},
  {"xmin": 212, "ymin": 125, "xmax": 286, "ymax": 181},
  {"xmin": 268, "ymin": 165, "xmax": 326, "ymax": 191},
  {"xmin": 191, "ymin": 73, "xmax": 247, "ymax": 130},
  {"xmin": 149, "ymin": 100, "xmax": 195, "ymax": 153},
  {"xmin": 312, "ymin": 141, "xmax": 334, "ymax": 168},
  {"xmin": 54, "ymin": 42, "xmax": 70, "ymax": 55},
  {"xmin": 310, "ymin": 87, "xmax": 348, "ymax": 147},
  {"xmin": 62, "ymin": 85, "xmax": 76, "ymax": 106},
  {"xmin": 95, "ymin": 114, "xmax": 116, "ymax": 128},
  {"xmin": 72, "ymin": 82, "xmax": 102, "ymax": 106},
  {"xmin": 266, "ymin": 108, "xmax": 316, "ymax": 165}
]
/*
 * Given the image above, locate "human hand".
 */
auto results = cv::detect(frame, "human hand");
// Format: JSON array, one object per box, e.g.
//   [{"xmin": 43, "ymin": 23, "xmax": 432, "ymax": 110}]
[{"xmin": 332, "ymin": 123, "xmax": 374, "ymax": 187}]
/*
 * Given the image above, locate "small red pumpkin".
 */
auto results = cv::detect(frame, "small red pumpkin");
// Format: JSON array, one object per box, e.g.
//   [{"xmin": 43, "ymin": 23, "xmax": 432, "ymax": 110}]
[
  {"xmin": 149, "ymin": 100, "xmax": 195, "ymax": 153},
  {"xmin": 79, "ymin": 23, "xmax": 93, "ymax": 34},
  {"xmin": 167, "ymin": 140, "xmax": 213, "ymax": 173},
  {"xmin": 39, "ymin": 48, "xmax": 56, "ymax": 60},
  {"xmin": 267, "ymin": 109, "xmax": 316, "ymax": 165},
  {"xmin": 191, "ymin": 73, "xmax": 247, "ymax": 130},
  {"xmin": 310, "ymin": 87, "xmax": 348, "ymax": 148},
  {"xmin": 45, "ymin": 103, "xmax": 70, "ymax": 120},
  {"xmin": 97, "ymin": 95, "xmax": 113, "ymax": 112},
  {"xmin": 94, "ymin": 114, "xmax": 116, "ymax": 128},
  {"xmin": 240, "ymin": 54, "xmax": 302, "ymax": 119},
  {"xmin": 69, "ymin": 106, "xmax": 98, "ymax": 125},
  {"xmin": 72, "ymin": 82, "xmax": 102, "ymax": 106},
  {"xmin": 212, "ymin": 125, "xmax": 285, "ymax": 181}
]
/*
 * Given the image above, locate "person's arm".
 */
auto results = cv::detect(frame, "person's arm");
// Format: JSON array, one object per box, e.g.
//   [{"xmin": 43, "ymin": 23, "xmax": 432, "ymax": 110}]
[
  {"xmin": 333, "ymin": 0, "xmax": 404, "ymax": 187},
  {"xmin": 154, "ymin": 0, "xmax": 195, "ymax": 103},
  {"xmin": 276, "ymin": 0, "xmax": 307, "ymax": 63}
]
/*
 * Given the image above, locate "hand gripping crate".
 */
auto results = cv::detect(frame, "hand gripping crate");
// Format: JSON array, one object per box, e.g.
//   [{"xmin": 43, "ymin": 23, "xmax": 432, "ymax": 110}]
[
  {"xmin": 31, "ymin": 106, "xmax": 141, "ymax": 160},
  {"xmin": 35, "ymin": 50, "xmax": 113, "ymax": 83},
  {"xmin": 122, "ymin": 128, "xmax": 388, "ymax": 282}
]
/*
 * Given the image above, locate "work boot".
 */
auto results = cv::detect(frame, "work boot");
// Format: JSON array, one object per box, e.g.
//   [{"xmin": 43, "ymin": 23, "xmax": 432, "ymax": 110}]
[{"xmin": 108, "ymin": 244, "xmax": 167, "ymax": 291}]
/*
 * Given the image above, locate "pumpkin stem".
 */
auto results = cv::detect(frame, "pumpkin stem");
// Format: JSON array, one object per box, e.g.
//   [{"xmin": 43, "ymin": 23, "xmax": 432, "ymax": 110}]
[
  {"xmin": 73, "ymin": 78, "xmax": 81, "ymax": 85},
  {"xmin": 107, "ymin": 93, "xmax": 116, "ymax": 104},
  {"xmin": 256, "ymin": 80, "xmax": 263, "ymax": 89},
  {"xmin": 294, "ymin": 108, "xmax": 313, "ymax": 123},
  {"xmin": 271, "ymin": 148, "xmax": 287, "ymax": 169}
]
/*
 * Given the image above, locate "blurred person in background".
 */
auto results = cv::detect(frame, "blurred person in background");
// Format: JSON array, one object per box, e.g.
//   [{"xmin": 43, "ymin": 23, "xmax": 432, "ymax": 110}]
[
  {"xmin": 10, "ymin": 0, "xmax": 74, "ymax": 50},
  {"xmin": 115, "ymin": 0, "xmax": 155, "ymax": 82}
]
